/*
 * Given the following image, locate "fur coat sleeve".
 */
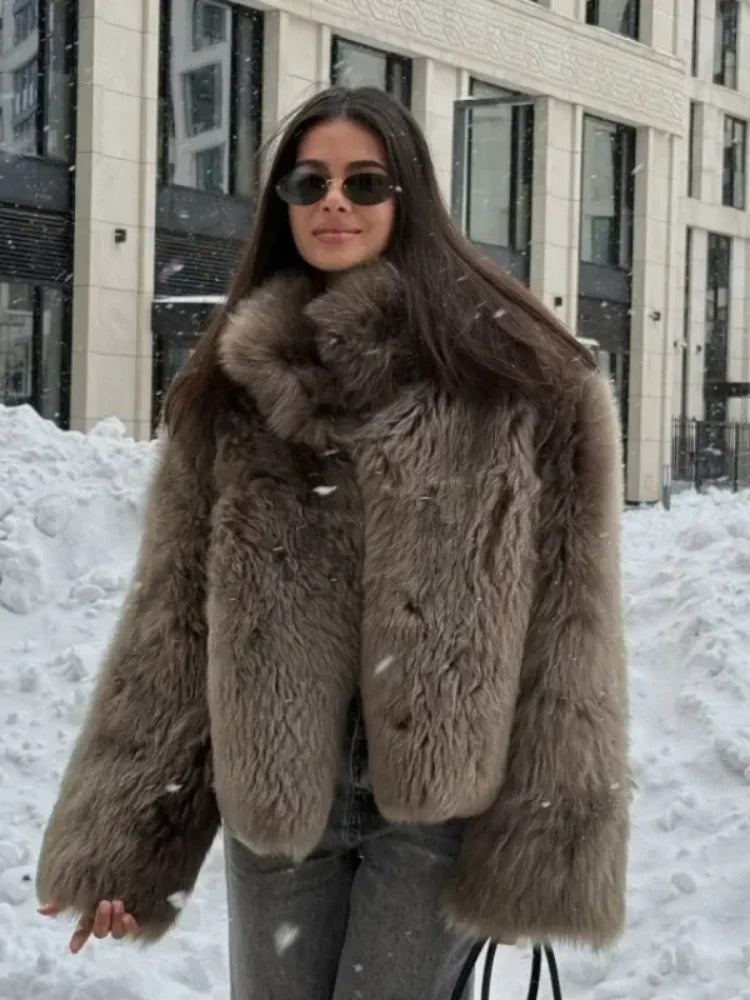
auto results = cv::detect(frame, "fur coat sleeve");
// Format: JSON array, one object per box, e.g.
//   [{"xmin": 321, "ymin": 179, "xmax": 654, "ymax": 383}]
[
  {"xmin": 444, "ymin": 373, "xmax": 629, "ymax": 948},
  {"xmin": 35, "ymin": 434, "xmax": 220, "ymax": 941}
]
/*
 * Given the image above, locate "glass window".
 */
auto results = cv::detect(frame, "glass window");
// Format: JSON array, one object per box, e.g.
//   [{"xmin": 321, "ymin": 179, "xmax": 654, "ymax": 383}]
[
  {"xmin": 161, "ymin": 0, "xmax": 263, "ymax": 197},
  {"xmin": 331, "ymin": 37, "xmax": 412, "ymax": 106},
  {"xmin": 585, "ymin": 0, "xmax": 640, "ymax": 40},
  {"xmin": 704, "ymin": 233, "xmax": 731, "ymax": 421},
  {"xmin": 0, "ymin": 281, "xmax": 67, "ymax": 422},
  {"xmin": 39, "ymin": 286, "xmax": 65, "ymax": 422},
  {"xmin": 184, "ymin": 64, "xmax": 222, "ymax": 135},
  {"xmin": 713, "ymin": 0, "xmax": 738, "ymax": 88},
  {"xmin": 195, "ymin": 144, "xmax": 225, "ymax": 193},
  {"xmin": 45, "ymin": 0, "xmax": 74, "ymax": 160},
  {"xmin": 333, "ymin": 39, "xmax": 387, "ymax": 90},
  {"xmin": 722, "ymin": 116, "xmax": 746, "ymax": 209},
  {"xmin": 13, "ymin": 57, "xmax": 38, "ymax": 116},
  {"xmin": 0, "ymin": 0, "xmax": 74, "ymax": 161},
  {"xmin": 580, "ymin": 116, "xmax": 635, "ymax": 269},
  {"xmin": 0, "ymin": 283, "xmax": 34, "ymax": 407},
  {"xmin": 192, "ymin": 0, "xmax": 228, "ymax": 49},
  {"xmin": 466, "ymin": 80, "xmax": 533, "ymax": 253},
  {"xmin": 14, "ymin": 0, "xmax": 38, "ymax": 45}
]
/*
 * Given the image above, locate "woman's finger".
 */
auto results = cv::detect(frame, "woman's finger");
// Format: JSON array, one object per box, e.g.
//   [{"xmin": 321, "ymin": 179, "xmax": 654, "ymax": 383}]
[
  {"xmin": 123, "ymin": 914, "xmax": 140, "ymax": 937},
  {"xmin": 110, "ymin": 900, "xmax": 127, "ymax": 940},
  {"xmin": 69, "ymin": 914, "xmax": 94, "ymax": 954},
  {"xmin": 92, "ymin": 900, "xmax": 113, "ymax": 939},
  {"xmin": 38, "ymin": 901, "xmax": 64, "ymax": 917}
]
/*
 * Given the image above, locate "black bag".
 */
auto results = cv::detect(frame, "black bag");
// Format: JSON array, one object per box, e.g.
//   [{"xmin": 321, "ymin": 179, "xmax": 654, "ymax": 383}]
[{"xmin": 450, "ymin": 941, "xmax": 562, "ymax": 1000}]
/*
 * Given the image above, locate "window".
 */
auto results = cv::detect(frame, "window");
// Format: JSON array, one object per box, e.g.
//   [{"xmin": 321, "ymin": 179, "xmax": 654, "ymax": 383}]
[
  {"xmin": 183, "ymin": 64, "xmax": 222, "ymax": 135},
  {"xmin": 704, "ymin": 233, "xmax": 731, "ymax": 421},
  {"xmin": 331, "ymin": 37, "xmax": 412, "ymax": 106},
  {"xmin": 1, "ymin": 0, "xmax": 74, "ymax": 161},
  {"xmin": 585, "ymin": 0, "xmax": 640, "ymax": 40},
  {"xmin": 195, "ymin": 144, "xmax": 224, "ymax": 192},
  {"xmin": 688, "ymin": 102, "xmax": 699, "ymax": 198},
  {"xmin": 465, "ymin": 80, "xmax": 533, "ymax": 255},
  {"xmin": 691, "ymin": 0, "xmax": 699, "ymax": 76},
  {"xmin": 0, "ymin": 282, "xmax": 67, "ymax": 423},
  {"xmin": 13, "ymin": 0, "xmax": 38, "ymax": 44},
  {"xmin": 580, "ymin": 116, "xmax": 635, "ymax": 269},
  {"xmin": 192, "ymin": 0, "xmax": 228, "ymax": 49},
  {"xmin": 13, "ymin": 58, "xmax": 38, "ymax": 117},
  {"xmin": 713, "ymin": 0, "xmax": 738, "ymax": 88},
  {"xmin": 722, "ymin": 116, "xmax": 746, "ymax": 209},
  {"xmin": 160, "ymin": 0, "xmax": 263, "ymax": 198}
]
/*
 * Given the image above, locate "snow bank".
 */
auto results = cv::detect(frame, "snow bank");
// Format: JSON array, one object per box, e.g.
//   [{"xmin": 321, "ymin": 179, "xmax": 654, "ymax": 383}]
[{"xmin": 1, "ymin": 404, "xmax": 748, "ymax": 999}]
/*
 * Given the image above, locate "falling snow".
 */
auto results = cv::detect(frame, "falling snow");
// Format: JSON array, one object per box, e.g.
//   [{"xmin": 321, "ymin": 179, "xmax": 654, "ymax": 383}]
[{"xmin": 0, "ymin": 404, "xmax": 749, "ymax": 999}]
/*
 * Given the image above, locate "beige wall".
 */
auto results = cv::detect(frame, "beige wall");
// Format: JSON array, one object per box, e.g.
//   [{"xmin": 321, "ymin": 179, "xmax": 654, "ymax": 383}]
[
  {"xmin": 68, "ymin": 0, "xmax": 750, "ymax": 502},
  {"xmin": 529, "ymin": 98, "xmax": 582, "ymax": 329}
]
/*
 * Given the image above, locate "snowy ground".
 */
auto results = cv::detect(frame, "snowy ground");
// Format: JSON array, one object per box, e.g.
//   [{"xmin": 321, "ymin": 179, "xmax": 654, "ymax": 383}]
[{"xmin": 1, "ymin": 402, "xmax": 749, "ymax": 1000}]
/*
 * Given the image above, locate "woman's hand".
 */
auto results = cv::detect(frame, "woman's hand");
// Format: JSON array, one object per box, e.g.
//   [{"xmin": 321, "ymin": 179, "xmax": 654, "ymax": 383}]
[{"xmin": 39, "ymin": 900, "xmax": 140, "ymax": 953}]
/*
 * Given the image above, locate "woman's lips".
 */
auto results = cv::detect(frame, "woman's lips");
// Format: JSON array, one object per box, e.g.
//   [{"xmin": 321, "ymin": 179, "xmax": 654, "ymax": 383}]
[{"xmin": 313, "ymin": 230, "xmax": 360, "ymax": 243}]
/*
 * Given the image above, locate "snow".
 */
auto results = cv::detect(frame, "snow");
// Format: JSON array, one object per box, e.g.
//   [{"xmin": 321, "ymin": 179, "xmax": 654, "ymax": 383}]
[{"xmin": 1, "ymin": 402, "xmax": 749, "ymax": 999}]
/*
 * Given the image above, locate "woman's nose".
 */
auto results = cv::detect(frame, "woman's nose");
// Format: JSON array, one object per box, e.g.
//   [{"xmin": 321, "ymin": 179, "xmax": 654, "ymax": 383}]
[{"xmin": 321, "ymin": 179, "xmax": 352, "ymax": 211}]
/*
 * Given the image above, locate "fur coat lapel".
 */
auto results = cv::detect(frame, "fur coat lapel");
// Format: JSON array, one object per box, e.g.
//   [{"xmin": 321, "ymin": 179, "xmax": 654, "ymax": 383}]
[{"xmin": 218, "ymin": 261, "xmax": 424, "ymax": 450}]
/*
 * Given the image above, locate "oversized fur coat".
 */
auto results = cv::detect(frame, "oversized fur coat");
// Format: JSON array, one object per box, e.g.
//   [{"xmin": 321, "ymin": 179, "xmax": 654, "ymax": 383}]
[{"xmin": 37, "ymin": 261, "xmax": 629, "ymax": 949}]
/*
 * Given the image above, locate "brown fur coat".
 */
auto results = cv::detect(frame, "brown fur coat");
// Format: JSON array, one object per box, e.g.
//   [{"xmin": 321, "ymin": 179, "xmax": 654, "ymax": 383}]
[{"xmin": 37, "ymin": 261, "xmax": 629, "ymax": 948}]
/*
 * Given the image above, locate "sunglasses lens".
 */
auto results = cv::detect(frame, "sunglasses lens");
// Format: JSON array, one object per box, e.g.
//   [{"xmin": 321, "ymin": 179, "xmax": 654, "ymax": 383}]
[
  {"xmin": 344, "ymin": 173, "xmax": 393, "ymax": 205},
  {"xmin": 276, "ymin": 170, "xmax": 327, "ymax": 205}
]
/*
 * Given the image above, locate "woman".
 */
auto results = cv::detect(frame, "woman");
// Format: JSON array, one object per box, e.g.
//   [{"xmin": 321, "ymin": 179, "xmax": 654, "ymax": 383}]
[{"xmin": 37, "ymin": 86, "xmax": 629, "ymax": 998}]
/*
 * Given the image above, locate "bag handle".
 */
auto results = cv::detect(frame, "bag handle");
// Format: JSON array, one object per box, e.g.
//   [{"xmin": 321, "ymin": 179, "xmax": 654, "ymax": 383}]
[{"xmin": 450, "ymin": 940, "xmax": 562, "ymax": 1000}]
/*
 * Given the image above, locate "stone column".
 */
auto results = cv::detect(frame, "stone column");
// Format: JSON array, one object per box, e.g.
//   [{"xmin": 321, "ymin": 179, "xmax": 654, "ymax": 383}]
[
  {"xmin": 410, "ymin": 58, "xmax": 461, "ymax": 208},
  {"xmin": 529, "ymin": 98, "xmax": 581, "ymax": 329},
  {"xmin": 627, "ymin": 126, "xmax": 680, "ymax": 503},
  {"xmin": 738, "ymin": 1, "xmax": 750, "ymax": 95},
  {"xmin": 70, "ymin": 0, "xmax": 159, "ymax": 439},
  {"xmin": 262, "ymin": 10, "xmax": 329, "ymax": 135}
]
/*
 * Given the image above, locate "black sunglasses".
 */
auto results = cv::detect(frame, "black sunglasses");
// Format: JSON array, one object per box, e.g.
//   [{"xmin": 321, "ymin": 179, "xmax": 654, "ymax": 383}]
[{"xmin": 275, "ymin": 167, "xmax": 400, "ymax": 207}]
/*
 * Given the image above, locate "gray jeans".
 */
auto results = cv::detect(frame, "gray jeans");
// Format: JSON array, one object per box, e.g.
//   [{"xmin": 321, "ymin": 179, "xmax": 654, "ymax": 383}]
[{"xmin": 224, "ymin": 695, "xmax": 475, "ymax": 999}]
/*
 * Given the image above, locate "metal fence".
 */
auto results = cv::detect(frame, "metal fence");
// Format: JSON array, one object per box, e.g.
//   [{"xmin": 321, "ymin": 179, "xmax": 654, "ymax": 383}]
[{"xmin": 671, "ymin": 418, "xmax": 750, "ymax": 492}]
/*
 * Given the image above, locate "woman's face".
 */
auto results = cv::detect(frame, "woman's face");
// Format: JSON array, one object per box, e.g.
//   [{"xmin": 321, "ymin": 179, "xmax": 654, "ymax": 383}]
[{"xmin": 285, "ymin": 118, "xmax": 396, "ymax": 274}]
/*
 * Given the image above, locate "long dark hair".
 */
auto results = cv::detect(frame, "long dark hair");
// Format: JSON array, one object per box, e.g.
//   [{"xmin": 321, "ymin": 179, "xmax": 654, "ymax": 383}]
[{"xmin": 164, "ymin": 85, "xmax": 594, "ymax": 443}]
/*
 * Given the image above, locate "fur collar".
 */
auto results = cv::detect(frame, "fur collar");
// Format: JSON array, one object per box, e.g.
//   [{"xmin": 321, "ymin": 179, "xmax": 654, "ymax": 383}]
[{"xmin": 218, "ymin": 261, "xmax": 425, "ymax": 450}]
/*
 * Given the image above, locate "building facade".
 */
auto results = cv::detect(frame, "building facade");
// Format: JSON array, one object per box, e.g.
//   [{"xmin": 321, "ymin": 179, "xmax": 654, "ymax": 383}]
[{"xmin": 1, "ymin": 0, "xmax": 749, "ymax": 503}]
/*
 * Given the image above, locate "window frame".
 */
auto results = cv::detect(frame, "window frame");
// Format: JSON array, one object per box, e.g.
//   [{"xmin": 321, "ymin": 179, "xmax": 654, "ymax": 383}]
[
  {"xmin": 722, "ymin": 115, "xmax": 746, "ymax": 210},
  {"xmin": 0, "ymin": 277, "xmax": 73, "ymax": 428},
  {"xmin": 580, "ymin": 114, "xmax": 636, "ymax": 272},
  {"xmin": 157, "ymin": 0, "xmax": 264, "ymax": 198},
  {"xmin": 0, "ymin": 0, "xmax": 77, "ymax": 212},
  {"xmin": 330, "ymin": 35, "xmax": 412, "ymax": 107},
  {"xmin": 451, "ymin": 88, "xmax": 535, "ymax": 284},
  {"xmin": 463, "ymin": 79, "xmax": 534, "ymax": 261}
]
